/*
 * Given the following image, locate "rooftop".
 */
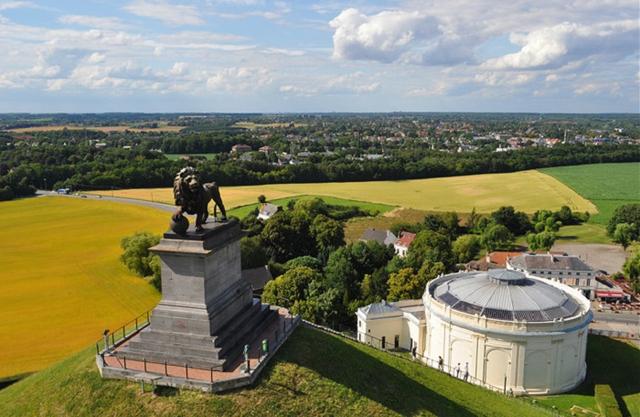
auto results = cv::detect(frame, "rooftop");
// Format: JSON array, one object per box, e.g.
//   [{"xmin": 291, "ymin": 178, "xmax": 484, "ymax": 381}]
[
  {"xmin": 359, "ymin": 228, "xmax": 397, "ymax": 246},
  {"xmin": 509, "ymin": 253, "xmax": 594, "ymax": 272},
  {"xmin": 430, "ymin": 269, "xmax": 582, "ymax": 322}
]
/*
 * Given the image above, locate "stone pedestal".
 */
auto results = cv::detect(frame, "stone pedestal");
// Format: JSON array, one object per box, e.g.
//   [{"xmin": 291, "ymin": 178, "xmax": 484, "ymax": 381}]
[{"xmin": 117, "ymin": 219, "xmax": 277, "ymax": 370}]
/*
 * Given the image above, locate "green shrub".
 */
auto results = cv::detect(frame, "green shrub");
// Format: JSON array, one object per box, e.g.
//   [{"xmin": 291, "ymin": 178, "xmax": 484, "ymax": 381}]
[{"xmin": 594, "ymin": 384, "xmax": 623, "ymax": 417}]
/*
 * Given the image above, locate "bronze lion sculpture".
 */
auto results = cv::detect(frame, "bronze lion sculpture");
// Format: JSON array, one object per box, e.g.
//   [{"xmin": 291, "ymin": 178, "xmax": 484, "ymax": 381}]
[{"xmin": 172, "ymin": 167, "xmax": 227, "ymax": 232}]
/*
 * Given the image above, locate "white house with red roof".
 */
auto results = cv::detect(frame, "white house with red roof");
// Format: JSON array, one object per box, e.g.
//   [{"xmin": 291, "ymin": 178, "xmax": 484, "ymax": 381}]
[{"xmin": 394, "ymin": 231, "xmax": 416, "ymax": 258}]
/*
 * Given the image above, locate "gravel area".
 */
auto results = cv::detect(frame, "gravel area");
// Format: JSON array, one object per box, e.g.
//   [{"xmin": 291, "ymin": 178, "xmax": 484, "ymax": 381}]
[{"xmin": 552, "ymin": 243, "xmax": 628, "ymax": 275}]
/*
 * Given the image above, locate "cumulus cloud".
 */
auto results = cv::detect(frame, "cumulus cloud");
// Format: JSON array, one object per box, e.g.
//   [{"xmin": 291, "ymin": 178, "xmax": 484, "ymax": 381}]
[
  {"xmin": 330, "ymin": 8, "xmax": 440, "ymax": 63},
  {"xmin": 483, "ymin": 20, "xmax": 639, "ymax": 70},
  {"xmin": 124, "ymin": 0, "xmax": 204, "ymax": 25},
  {"xmin": 206, "ymin": 67, "xmax": 272, "ymax": 92}
]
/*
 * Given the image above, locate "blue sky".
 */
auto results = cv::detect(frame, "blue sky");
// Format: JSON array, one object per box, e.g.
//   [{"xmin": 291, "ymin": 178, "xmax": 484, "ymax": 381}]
[{"xmin": 0, "ymin": 0, "xmax": 638, "ymax": 113}]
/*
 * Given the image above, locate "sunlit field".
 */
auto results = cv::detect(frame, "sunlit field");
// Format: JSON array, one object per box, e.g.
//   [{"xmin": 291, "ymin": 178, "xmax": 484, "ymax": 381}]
[
  {"xmin": 0, "ymin": 197, "xmax": 165, "ymax": 378},
  {"xmin": 90, "ymin": 170, "xmax": 596, "ymax": 215}
]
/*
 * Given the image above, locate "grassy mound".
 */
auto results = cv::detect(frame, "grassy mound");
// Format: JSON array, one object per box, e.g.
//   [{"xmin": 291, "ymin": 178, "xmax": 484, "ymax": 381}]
[{"xmin": 0, "ymin": 327, "xmax": 549, "ymax": 417}]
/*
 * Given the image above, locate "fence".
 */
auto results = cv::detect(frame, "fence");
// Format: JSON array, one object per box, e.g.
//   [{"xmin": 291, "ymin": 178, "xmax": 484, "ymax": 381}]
[{"xmin": 96, "ymin": 309, "xmax": 153, "ymax": 359}]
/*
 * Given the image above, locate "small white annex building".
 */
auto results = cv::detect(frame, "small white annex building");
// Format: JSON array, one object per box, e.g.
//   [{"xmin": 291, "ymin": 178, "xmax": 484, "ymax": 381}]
[
  {"xmin": 356, "ymin": 269, "xmax": 592, "ymax": 395},
  {"xmin": 257, "ymin": 203, "xmax": 280, "ymax": 221}
]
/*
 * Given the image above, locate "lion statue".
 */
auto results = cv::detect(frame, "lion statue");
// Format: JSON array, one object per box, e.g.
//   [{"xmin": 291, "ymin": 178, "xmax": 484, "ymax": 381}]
[{"xmin": 172, "ymin": 167, "xmax": 227, "ymax": 232}]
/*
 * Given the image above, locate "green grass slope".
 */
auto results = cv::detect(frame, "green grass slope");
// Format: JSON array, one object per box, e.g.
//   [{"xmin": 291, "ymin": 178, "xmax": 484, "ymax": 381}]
[
  {"xmin": 541, "ymin": 163, "xmax": 640, "ymax": 225},
  {"xmin": 0, "ymin": 327, "xmax": 549, "ymax": 417}
]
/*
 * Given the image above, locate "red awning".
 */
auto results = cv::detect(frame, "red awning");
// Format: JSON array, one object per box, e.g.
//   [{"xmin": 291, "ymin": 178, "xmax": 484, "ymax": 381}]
[{"xmin": 596, "ymin": 290, "xmax": 625, "ymax": 298}]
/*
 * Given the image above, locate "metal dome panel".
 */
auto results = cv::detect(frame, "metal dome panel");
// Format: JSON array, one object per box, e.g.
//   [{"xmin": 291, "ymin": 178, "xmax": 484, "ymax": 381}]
[{"xmin": 431, "ymin": 269, "xmax": 580, "ymax": 322}]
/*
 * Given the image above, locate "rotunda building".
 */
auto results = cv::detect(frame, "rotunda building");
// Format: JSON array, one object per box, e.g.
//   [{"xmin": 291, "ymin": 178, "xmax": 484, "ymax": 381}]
[{"xmin": 423, "ymin": 269, "xmax": 591, "ymax": 395}]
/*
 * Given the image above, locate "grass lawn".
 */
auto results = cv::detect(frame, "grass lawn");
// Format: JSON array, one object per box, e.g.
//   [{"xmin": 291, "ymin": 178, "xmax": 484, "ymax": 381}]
[
  {"xmin": 91, "ymin": 169, "xmax": 595, "ymax": 215},
  {"xmin": 539, "ymin": 335, "xmax": 640, "ymax": 417},
  {"xmin": 228, "ymin": 195, "xmax": 394, "ymax": 219},
  {"xmin": 0, "ymin": 327, "xmax": 550, "ymax": 417},
  {"xmin": 555, "ymin": 223, "xmax": 612, "ymax": 244},
  {"xmin": 541, "ymin": 163, "xmax": 640, "ymax": 225},
  {"xmin": 0, "ymin": 197, "xmax": 164, "ymax": 379},
  {"xmin": 344, "ymin": 208, "xmax": 431, "ymax": 242}
]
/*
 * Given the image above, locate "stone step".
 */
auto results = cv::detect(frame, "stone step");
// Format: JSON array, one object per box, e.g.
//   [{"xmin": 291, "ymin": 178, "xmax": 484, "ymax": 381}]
[
  {"xmin": 126, "ymin": 338, "xmax": 222, "ymax": 360},
  {"xmin": 114, "ymin": 348, "xmax": 227, "ymax": 371},
  {"xmin": 213, "ymin": 300, "xmax": 264, "ymax": 347},
  {"xmin": 216, "ymin": 305, "xmax": 273, "ymax": 356},
  {"xmin": 219, "ymin": 308, "xmax": 279, "ymax": 371},
  {"xmin": 136, "ymin": 328, "xmax": 215, "ymax": 347}
]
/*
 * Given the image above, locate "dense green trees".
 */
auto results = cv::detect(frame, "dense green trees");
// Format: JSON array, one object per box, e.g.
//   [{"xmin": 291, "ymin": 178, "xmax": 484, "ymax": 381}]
[
  {"xmin": 119, "ymin": 232, "xmax": 161, "ymax": 290},
  {"xmin": 1, "ymin": 124, "xmax": 638, "ymax": 202},
  {"xmin": 481, "ymin": 224, "xmax": 514, "ymax": 251},
  {"xmin": 452, "ymin": 234, "xmax": 481, "ymax": 263},
  {"xmin": 526, "ymin": 231, "xmax": 557, "ymax": 251},
  {"xmin": 608, "ymin": 204, "xmax": 640, "ymax": 245}
]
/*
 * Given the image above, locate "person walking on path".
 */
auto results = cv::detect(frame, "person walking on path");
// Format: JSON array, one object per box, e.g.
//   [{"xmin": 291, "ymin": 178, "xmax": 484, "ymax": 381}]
[
  {"xmin": 455, "ymin": 363, "xmax": 461, "ymax": 378},
  {"xmin": 438, "ymin": 356, "xmax": 444, "ymax": 372},
  {"xmin": 463, "ymin": 362, "xmax": 469, "ymax": 381}
]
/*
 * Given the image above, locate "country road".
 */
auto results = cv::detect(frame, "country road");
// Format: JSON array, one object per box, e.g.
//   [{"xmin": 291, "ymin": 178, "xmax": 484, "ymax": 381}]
[{"xmin": 37, "ymin": 190, "xmax": 175, "ymax": 213}]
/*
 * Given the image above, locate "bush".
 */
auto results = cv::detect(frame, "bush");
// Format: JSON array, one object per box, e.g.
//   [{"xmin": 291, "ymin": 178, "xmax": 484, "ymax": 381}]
[
  {"xmin": 594, "ymin": 384, "xmax": 623, "ymax": 417},
  {"xmin": 120, "ymin": 232, "xmax": 160, "ymax": 277}
]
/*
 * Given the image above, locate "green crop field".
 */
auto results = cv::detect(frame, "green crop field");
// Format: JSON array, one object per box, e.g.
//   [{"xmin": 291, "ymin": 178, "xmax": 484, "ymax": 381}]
[
  {"xmin": 0, "ymin": 197, "xmax": 165, "ymax": 379},
  {"xmin": 0, "ymin": 327, "xmax": 554, "ymax": 417},
  {"xmin": 90, "ymin": 170, "xmax": 596, "ymax": 215},
  {"xmin": 542, "ymin": 163, "xmax": 640, "ymax": 225},
  {"xmin": 165, "ymin": 153, "xmax": 217, "ymax": 161}
]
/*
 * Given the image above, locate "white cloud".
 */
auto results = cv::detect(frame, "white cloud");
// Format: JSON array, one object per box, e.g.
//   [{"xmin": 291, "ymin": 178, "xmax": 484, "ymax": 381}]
[
  {"xmin": 206, "ymin": 67, "xmax": 272, "ymax": 92},
  {"xmin": 330, "ymin": 8, "xmax": 440, "ymax": 63},
  {"xmin": 87, "ymin": 52, "xmax": 106, "ymax": 64},
  {"xmin": 279, "ymin": 72, "xmax": 381, "ymax": 96},
  {"xmin": 474, "ymin": 72, "xmax": 536, "ymax": 86},
  {"xmin": 58, "ymin": 15, "xmax": 128, "ymax": 30},
  {"xmin": 483, "ymin": 20, "xmax": 639, "ymax": 70},
  {"xmin": 0, "ymin": 1, "xmax": 35, "ymax": 11},
  {"xmin": 124, "ymin": 0, "xmax": 204, "ymax": 26},
  {"xmin": 169, "ymin": 62, "xmax": 188, "ymax": 75}
]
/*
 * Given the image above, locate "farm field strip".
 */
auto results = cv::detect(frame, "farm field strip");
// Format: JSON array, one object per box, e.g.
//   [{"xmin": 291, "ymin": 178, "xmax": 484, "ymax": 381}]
[
  {"xmin": 89, "ymin": 170, "xmax": 595, "ymax": 215},
  {"xmin": 0, "ymin": 197, "xmax": 165, "ymax": 378},
  {"xmin": 7, "ymin": 124, "xmax": 184, "ymax": 133}
]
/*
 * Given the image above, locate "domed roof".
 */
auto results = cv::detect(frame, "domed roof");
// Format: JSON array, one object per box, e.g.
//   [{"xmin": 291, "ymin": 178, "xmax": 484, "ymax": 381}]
[{"xmin": 430, "ymin": 269, "xmax": 580, "ymax": 322}]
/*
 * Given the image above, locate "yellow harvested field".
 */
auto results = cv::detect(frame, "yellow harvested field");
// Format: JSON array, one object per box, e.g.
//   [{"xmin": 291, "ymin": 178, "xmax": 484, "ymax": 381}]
[
  {"xmin": 92, "ymin": 170, "xmax": 596, "ymax": 214},
  {"xmin": 0, "ymin": 197, "xmax": 165, "ymax": 378},
  {"xmin": 9, "ymin": 124, "xmax": 184, "ymax": 133}
]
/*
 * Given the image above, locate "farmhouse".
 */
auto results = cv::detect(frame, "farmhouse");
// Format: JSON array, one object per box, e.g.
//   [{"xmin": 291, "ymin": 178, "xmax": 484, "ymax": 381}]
[
  {"xmin": 231, "ymin": 144, "xmax": 252, "ymax": 154},
  {"xmin": 394, "ymin": 231, "xmax": 416, "ymax": 257},
  {"xmin": 356, "ymin": 269, "xmax": 592, "ymax": 395},
  {"xmin": 359, "ymin": 228, "xmax": 397, "ymax": 246}
]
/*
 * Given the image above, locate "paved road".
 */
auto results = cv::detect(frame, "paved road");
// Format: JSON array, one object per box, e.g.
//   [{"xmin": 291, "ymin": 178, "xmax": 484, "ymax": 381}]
[
  {"xmin": 37, "ymin": 190, "xmax": 175, "ymax": 213},
  {"xmin": 593, "ymin": 311, "xmax": 640, "ymax": 325}
]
